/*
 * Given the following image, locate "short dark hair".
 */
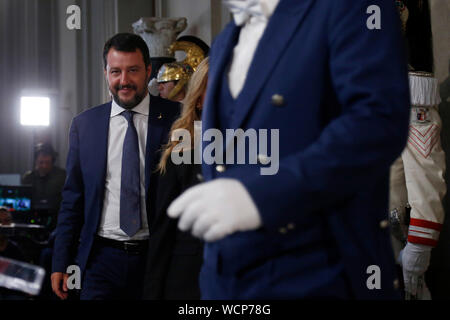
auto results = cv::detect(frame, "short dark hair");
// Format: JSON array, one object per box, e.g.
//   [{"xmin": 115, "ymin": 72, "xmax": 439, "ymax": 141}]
[
  {"xmin": 34, "ymin": 143, "xmax": 57, "ymax": 163},
  {"xmin": 103, "ymin": 33, "xmax": 151, "ymax": 70}
]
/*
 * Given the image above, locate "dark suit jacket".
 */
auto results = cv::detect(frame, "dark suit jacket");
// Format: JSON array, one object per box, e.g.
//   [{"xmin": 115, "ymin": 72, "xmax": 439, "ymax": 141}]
[
  {"xmin": 22, "ymin": 166, "xmax": 66, "ymax": 230},
  {"xmin": 143, "ymin": 151, "xmax": 203, "ymax": 300},
  {"xmin": 52, "ymin": 95, "xmax": 180, "ymax": 275},
  {"xmin": 200, "ymin": 0, "xmax": 410, "ymax": 299}
]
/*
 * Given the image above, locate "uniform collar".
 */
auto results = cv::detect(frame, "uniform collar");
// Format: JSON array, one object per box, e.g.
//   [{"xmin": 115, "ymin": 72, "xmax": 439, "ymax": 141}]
[{"xmin": 224, "ymin": 0, "xmax": 280, "ymax": 26}]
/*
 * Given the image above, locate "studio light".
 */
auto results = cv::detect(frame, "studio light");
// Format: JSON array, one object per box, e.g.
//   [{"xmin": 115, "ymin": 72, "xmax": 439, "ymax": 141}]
[{"xmin": 20, "ymin": 96, "xmax": 50, "ymax": 126}]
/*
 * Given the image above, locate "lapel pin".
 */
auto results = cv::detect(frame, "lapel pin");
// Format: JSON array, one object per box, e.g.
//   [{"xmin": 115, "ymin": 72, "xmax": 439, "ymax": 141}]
[
  {"xmin": 271, "ymin": 94, "xmax": 285, "ymax": 107},
  {"xmin": 157, "ymin": 113, "xmax": 162, "ymax": 119}
]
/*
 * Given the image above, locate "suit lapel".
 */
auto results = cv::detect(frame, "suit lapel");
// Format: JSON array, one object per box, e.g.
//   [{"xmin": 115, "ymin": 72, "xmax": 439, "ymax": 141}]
[
  {"xmin": 145, "ymin": 95, "xmax": 165, "ymax": 197},
  {"xmin": 231, "ymin": 0, "xmax": 315, "ymax": 128},
  {"xmin": 202, "ymin": 22, "xmax": 241, "ymax": 181},
  {"xmin": 96, "ymin": 102, "xmax": 111, "ymax": 182},
  {"xmin": 92, "ymin": 103, "xmax": 111, "ymax": 216},
  {"xmin": 202, "ymin": 21, "xmax": 241, "ymax": 136}
]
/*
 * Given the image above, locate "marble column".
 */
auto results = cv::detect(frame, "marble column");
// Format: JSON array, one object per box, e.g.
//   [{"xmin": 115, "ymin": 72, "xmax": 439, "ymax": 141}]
[{"xmin": 133, "ymin": 17, "xmax": 187, "ymax": 78}]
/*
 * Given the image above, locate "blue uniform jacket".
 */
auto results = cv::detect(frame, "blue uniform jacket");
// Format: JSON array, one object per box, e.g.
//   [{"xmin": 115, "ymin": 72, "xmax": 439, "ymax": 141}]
[{"xmin": 200, "ymin": 0, "xmax": 410, "ymax": 299}]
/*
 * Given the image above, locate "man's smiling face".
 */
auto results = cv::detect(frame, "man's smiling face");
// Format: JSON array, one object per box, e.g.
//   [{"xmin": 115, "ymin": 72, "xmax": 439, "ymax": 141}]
[{"xmin": 105, "ymin": 48, "xmax": 151, "ymax": 109}]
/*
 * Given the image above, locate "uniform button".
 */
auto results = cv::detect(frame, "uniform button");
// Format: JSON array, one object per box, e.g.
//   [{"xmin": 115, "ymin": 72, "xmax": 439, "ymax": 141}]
[
  {"xmin": 257, "ymin": 154, "xmax": 270, "ymax": 165},
  {"xmin": 393, "ymin": 278, "xmax": 400, "ymax": 290},
  {"xmin": 287, "ymin": 223, "xmax": 295, "ymax": 230},
  {"xmin": 271, "ymin": 94, "xmax": 284, "ymax": 107},
  {"xmin": 196, "ymin": 173, "xmax": 204, "ymax": 182},
  {"xmin": 279, "ymin": 227, "xmax": 287, "ymax": 234},
  {"xmin": 215, "ymin": 165, "xmax": 226, "ymax": 173},
  {"xmin": 379, "ymin": 219, "xmax": 389, "ymax": 229}
]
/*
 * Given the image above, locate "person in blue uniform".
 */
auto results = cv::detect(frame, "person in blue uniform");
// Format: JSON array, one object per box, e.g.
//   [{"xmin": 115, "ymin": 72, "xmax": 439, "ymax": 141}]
[{"xmin": 168, "ymin": 0, "xmax": 411, "ymax": 299}]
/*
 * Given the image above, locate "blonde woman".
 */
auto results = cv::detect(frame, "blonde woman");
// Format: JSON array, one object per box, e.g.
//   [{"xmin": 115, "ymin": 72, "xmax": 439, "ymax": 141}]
[{"xmin": 143, "ymin": 58, "xmax": 209, "ymax": 300}]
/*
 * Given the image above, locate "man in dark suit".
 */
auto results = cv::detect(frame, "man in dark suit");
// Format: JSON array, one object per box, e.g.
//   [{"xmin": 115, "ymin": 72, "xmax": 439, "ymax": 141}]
[
  {"xmin": 168, "ymin": 0, "xmax": 411, "ymax": 299},
  {"xmin": 22, "ymin": 142, "xmax": 66, "ymax": 230},
  {"xmin": 51, "ymin": 33, "xmax": 179, "ymax": 300}
]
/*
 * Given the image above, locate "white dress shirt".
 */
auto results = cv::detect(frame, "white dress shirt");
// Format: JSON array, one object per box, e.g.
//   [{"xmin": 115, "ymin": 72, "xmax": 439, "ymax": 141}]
[
  {"xmin": 97, "ymin": 94, "xmax": 150, "ymax": 241},
  {"xmin": 227, "ymin": 0, "xmax": 280, "ymax": 98}
]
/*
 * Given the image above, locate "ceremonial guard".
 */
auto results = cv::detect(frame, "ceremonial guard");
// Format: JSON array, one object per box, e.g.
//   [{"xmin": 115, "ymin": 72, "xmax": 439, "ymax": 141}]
[
  {"xmin": 150, "ymin": 36, "xmax": 209, "ymax": 102},
  {"xmin": 389, "ymin": 71, "xmax": 446, "ymax": 299},
  {"xmin": 389, "ymin": 0, "xmax": 445, "ymax": 300},
  {"xmin": 156, "ymin": 62, "xmax": 194, "ymax": 101}
]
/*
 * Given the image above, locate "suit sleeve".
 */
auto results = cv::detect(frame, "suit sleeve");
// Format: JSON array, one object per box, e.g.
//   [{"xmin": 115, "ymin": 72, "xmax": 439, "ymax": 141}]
[
  {"xmin": 242, "ymin": 0, "xmax": 411, "ymax": 230},
  {"xmin": 52, "ymin": 118, "xmax": 85, "ymax": 273}
]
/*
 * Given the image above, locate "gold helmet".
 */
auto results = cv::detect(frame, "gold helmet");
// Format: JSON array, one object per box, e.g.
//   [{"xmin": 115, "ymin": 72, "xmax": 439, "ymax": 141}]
[
  {"xmin": 157, "ymin": 62, "xmax": 194, "ymax": 100},
  {"xmin": 168, "ymin": 40, "xmax": 206, "ymax": 72}
]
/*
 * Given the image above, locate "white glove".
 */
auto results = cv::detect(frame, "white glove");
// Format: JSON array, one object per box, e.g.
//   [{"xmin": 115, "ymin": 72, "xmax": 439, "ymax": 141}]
[
  {"xmin": 398, "ymin": 242, "xmax": 432, "ymax": 298},
  {"xmin": 167, "ymin": 178, "xmax": 262, "ymax": 242},
  {"xmin": 148, "ymin": 78, "xmax": 160, "ymax": 96}
]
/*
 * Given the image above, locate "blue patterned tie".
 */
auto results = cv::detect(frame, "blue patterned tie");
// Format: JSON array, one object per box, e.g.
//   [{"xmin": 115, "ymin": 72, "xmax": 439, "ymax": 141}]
[{"xmin": 120, "ymin": 110, "xmax": 141, "ymax": 237}]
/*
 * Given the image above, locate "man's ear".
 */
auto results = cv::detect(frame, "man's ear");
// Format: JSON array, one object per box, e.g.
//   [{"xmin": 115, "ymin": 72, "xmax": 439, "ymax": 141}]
[
  {"xmin": 147, "ymin": 65, "xmax": 152, "ymax": 79},
  {"xmin": 104, "ymin": 68, "xmax": 111, "ymax": 87}
]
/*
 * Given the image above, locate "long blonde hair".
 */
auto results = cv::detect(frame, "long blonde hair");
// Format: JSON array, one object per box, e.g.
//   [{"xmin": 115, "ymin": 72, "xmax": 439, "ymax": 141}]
[{"xmin": 158, "ymin": 57, "xmax": 209, "ymax": 173}]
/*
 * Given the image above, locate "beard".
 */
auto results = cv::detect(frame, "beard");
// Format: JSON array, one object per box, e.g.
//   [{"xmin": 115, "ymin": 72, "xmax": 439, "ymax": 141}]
[{"xmin": 110, "ymin": 80, "xmax": 148, "ymax": 109}]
